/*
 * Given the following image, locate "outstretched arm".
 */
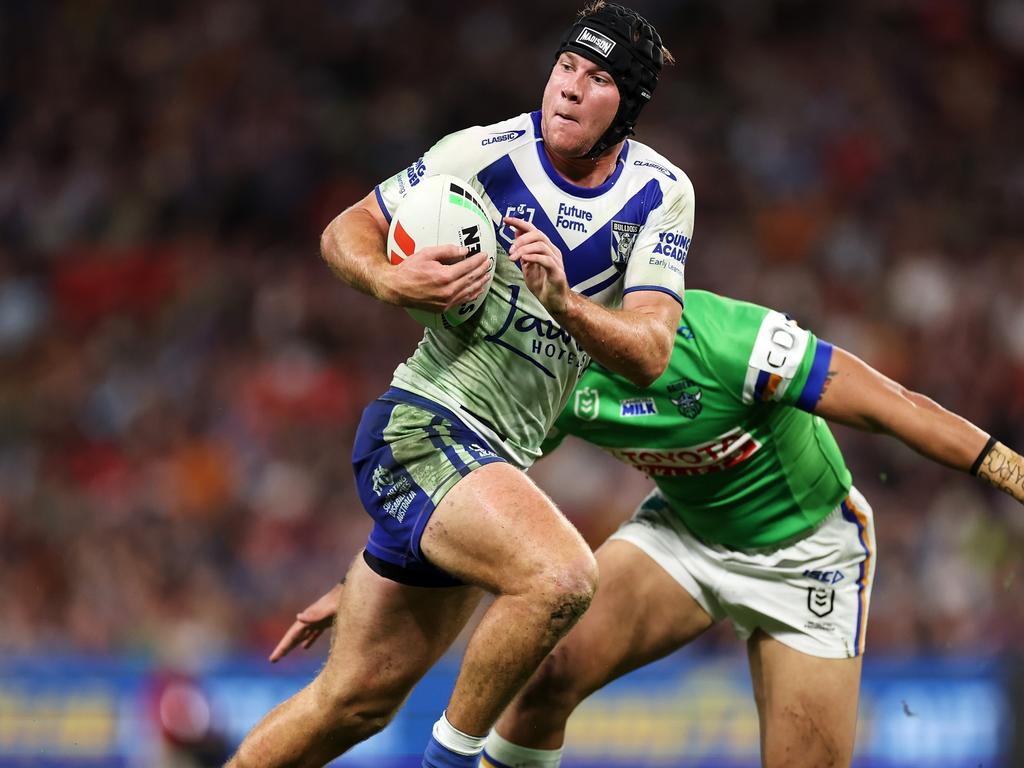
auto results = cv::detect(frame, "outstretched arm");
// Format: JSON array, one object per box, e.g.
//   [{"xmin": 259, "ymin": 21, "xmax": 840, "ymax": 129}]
[{"xmin": 814, "ymin": 346, "xmax": 1024, "ymax": 503}]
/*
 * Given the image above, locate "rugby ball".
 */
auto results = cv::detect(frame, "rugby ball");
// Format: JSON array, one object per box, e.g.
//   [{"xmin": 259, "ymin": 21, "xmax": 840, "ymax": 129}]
[{"xmin": 386, "ymin": 174, "xmax": 497, "ymax": 330}]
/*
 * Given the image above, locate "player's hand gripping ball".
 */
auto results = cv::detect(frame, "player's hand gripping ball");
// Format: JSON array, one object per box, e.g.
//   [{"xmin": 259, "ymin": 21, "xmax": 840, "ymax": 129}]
[{"xmin": 386, "ymin": 174, "xmax": 497, "ymax": 329}]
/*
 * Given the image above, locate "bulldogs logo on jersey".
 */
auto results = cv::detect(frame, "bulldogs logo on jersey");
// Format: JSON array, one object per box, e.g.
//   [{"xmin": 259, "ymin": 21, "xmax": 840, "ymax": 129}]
[
  {"xmin": 610, "ymin": 220, "xmax": 641, "ymax": 272},
  {"xmin": 667, "ymin": 378, "xmax": 703, "ymax": 420}
]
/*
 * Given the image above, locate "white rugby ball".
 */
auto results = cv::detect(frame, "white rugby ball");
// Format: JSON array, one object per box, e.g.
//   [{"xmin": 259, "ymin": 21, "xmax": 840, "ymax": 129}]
[{"xmin": 386, "ymin": 174, "xmax": 497, "ymax": 330}]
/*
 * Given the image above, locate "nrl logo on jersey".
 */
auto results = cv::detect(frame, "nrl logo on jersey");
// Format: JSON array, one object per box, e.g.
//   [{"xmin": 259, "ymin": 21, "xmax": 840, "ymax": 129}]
[
  {"xmin": 667, "ymin": 378, "xmax": 703, "ymax": 419},
  {"xmin": 574, "ymin": 387, "xmax": 600, "ymax": 421},
  {"xmin": 499, "ymin": 203, "xmax": 536, "ymax": 246},
  {"xmin": 610, "ymin": 221, "xmax": 641, "ymax": 272}
]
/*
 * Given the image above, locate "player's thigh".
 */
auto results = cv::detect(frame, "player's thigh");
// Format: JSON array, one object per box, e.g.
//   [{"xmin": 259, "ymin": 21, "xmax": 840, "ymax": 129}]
[
  {"xmin": 540, "ymin": 538, "xmax": 715, "ymax": 696},
  {"xmin": 318, "ymin": 553, "xmax": 484, "ymax": 704},
  {"xmin": 748, "ymin": 630, "xmax": 862, "ymax": 768},
  {"xmin": 420, "ymin": 462, "xmax": 595, "ymax": 596}
]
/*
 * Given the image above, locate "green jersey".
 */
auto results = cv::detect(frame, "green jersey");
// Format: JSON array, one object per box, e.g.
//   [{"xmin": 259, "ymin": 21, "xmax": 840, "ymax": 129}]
[{"xmin": 546, "ymin": 291, "xmax": 851, "ymax": 549}]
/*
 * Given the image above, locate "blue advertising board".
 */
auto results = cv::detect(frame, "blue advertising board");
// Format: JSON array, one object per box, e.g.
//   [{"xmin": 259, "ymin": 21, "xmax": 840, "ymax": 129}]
[{"xmin": 0, "ymin": 653, "xmax": 1011, "ymax": 767}]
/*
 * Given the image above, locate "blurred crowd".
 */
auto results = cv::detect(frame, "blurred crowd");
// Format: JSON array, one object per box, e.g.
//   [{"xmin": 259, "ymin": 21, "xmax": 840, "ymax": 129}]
[{"xmin": 1, "ymin": 0, "xmax": 1023, "ymax": 663}]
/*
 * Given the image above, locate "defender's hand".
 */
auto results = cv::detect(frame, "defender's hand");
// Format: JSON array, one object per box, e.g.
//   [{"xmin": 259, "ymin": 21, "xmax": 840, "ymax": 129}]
[
  {"xmin": 268, "ymin": 583, "xmax": 342, "ymax": 663},
  {"xmin": 505, "ymin": 216, "xmax": 570, "ymax": 316},
  {"xmin": 384, "ymin": 246, "xmax": 492, "ymax": 312}
]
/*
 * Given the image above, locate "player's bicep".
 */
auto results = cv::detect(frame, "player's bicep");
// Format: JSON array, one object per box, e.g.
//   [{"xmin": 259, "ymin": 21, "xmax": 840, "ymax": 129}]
[{"xmin": 812, "ymin": 346, "xmax": 905, "ymax": 431}]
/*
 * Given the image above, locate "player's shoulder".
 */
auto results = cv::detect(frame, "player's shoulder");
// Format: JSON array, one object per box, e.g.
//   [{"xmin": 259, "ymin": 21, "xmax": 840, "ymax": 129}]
[
  {"xmin": 622, "ymin": 139, "xmax": 694, "ymax": 200},
  {"xmin": 682, "ymin": 290, "xmax": 771, "ymax": 339},
  {"xmin": 429, "ymin": 113, "xmax": 536, "ymax": 174}
]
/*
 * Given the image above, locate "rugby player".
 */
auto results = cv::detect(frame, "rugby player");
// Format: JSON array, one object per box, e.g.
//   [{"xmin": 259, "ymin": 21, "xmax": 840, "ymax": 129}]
[
  {"xmin": 270, "ymin": 290, "xmax": 1024, "ymax": 768},
  {"xmin": 227, "ymin": 4, "xmax": 691, "ymax": 768}
]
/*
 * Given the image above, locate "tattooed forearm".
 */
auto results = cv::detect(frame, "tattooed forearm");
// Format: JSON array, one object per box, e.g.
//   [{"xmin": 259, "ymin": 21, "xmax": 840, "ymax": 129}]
[
  {"xmin": 820, "ymin": 369, "xmax": 839, "ymax": 398},
  {"xmin": 977, "ymin": 441, "xmax": 1024, "ymax": 504}
]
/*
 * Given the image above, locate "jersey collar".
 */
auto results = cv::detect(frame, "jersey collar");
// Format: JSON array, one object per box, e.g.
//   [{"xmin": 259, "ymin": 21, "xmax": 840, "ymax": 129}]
[{"xmin": 530, "ymin": 111, "xmax": 629, "ymax": 199}]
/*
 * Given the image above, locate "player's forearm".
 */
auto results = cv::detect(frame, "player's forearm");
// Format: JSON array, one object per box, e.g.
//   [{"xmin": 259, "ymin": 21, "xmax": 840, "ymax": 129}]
[
  {"xmin": 319, "ymin": 207, "xmax": 397, "ymax": 304},
  {"xmin": 874, "ymin": 387, "xmax": 991, "ymax": 472},
  {"xmin": 974, "ymin": 440, "xmax": 1024, "ymax": 504},
  {"xmin": 552, "ymin": 292, "xmax": 672, "ymax": 386}
]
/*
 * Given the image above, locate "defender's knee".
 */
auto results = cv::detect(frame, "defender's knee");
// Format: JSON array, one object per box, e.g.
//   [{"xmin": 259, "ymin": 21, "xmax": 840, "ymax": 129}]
[{"xmin": 514, "ymin": 644, "xmax": 589, "ymax": 718}]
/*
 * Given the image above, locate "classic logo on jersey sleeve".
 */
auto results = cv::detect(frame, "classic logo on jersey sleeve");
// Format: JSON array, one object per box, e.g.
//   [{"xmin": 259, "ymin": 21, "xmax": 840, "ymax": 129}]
[
  {"xmin": 742, "ymin": 311, "xmax": 812, "ymax": 404},
  {"xmin": 482, "ymin": 129, "xmax": 527, "ymax": 146}
]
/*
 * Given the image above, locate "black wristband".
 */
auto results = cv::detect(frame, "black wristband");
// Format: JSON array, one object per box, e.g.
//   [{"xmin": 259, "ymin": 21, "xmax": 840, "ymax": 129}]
[{"xmin": 970, "ymin": 436, "xmax": 998, "ymax": 476}]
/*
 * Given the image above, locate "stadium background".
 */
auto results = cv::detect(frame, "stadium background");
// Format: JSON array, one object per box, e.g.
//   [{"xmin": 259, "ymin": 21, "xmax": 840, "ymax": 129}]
[{"xmin": 1, "ymin": 0, "xmax": 1022, "ymax": 765}]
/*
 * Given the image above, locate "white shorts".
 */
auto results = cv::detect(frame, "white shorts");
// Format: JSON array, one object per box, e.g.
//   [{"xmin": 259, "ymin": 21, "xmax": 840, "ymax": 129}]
[{"xmin": 610, "ymin": 486, "xmax": 876, "ymax": 659}]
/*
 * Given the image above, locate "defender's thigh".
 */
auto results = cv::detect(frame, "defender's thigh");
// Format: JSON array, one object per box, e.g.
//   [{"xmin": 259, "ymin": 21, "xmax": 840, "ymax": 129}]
[
  {"xmin": 547, "ymin": 538, "xmax": 715, "ymax": 693},
  {"xmin": 420, "ymin": 462, "xmax": 595, "ymax": 595},
  {"xmin": 318, "ymin": 554, "xmax": 484, "ymax": 703},
  {"xmin": 748, "ymin": 630, "xmax": 862, "ymax": 768}
]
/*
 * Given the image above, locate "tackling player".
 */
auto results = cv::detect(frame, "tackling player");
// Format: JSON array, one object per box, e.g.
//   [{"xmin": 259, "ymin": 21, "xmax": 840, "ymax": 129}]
[
  {"xmin": 227, "ymin": 4, "xmax": 690, "ymax": 768},
  {"xmin": 271, "ymin": 290, "xmax": 1024, "ymax": 768}
]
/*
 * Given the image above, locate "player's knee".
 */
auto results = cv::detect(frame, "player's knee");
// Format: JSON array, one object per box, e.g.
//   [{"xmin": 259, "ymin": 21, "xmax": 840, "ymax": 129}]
[
  {"xmin": 516, "ymin": 644, "xmax": 590, "ymax": 715},
  {"xmin": 537, "ymin": 552, "xmax": 598, "ymax": 634},
  {"xmin": 313, "ymin": 677, "xmax": 406, "ymax": 742}
]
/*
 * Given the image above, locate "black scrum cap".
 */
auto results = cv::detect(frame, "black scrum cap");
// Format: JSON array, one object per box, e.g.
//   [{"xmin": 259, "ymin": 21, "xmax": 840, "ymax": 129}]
[{"xmin": 555, "ymin": 3, "xmax": 665, "ymax": 158}]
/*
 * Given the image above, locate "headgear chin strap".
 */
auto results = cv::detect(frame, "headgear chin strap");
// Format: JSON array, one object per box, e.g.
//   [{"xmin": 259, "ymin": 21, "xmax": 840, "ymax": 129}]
[{"xmin": 555, "ymin": 3, "xmax": 664, "ymax": 159}]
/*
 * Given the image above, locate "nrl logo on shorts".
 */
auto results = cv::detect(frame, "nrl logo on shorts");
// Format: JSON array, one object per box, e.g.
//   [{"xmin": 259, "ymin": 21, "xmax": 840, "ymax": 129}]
[
  {"xmin": 807, "ymin": 587, "xmax": 835, "ymax": 617},
  {"xmin": 610, "ymin": 221, "xmax": 641, "ymax": 272},
  {"xmin": 573, "ymin": 386, "xmax": 600, "ymax": 421},
  {"xmin": 667, "ymin": 378, "xmax": 703, "ymax": 419}
]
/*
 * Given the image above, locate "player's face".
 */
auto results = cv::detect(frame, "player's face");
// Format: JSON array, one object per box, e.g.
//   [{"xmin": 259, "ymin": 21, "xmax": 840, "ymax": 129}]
[{"xmin": 541, "ymin": 53, "xmax": 620, "ymax": 158}]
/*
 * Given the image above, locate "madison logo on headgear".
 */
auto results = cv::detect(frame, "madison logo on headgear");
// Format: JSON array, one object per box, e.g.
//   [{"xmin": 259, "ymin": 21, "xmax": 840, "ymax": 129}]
[{"xmin": 575, "ymin": 27, "xmax": 616, "ymax": 58}]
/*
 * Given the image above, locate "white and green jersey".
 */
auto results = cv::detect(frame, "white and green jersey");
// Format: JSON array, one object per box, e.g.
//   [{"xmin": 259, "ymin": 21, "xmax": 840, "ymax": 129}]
[
  {"xmin": 375, "ymin": 111, "xmax": 695, "ymax": 467},
  {"xmin": 546, "ymin": 291, "xmax": 851, "ymax": 548}
]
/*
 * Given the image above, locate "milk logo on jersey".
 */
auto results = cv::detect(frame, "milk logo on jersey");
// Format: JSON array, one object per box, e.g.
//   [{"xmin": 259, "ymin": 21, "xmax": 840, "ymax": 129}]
[
  {"xmin": 667, "ymin": 378, "xmax": 703, "ymax": 419},
  {"xmin": 500, "ymin": 203, "xmax": 536, "ymax": 246},
  {"xmin": 574, "ymin": 387, "xmax": 600, "ymax": 421},
  {"xmin": 575, "ymin": 27, "xmax": 616, "ymax": 58},
  {"xmin": 371, "ymin": 465, "xmax": 393, "ymax": 497},
  {"xmin": 609, "ymin": 427, "xmax": 762, "ymax": 476},
  {"xmin": 482, "ymin": 129, "xmax": 526, "ymax": 146},
  {"xmin": 807, "ymin": 587, "xmax": 836, "ymax": 617},
  {"xmin": 620, "ymin": 397, "xmax": 657, "ymax": 417},
  {"xmin": 610, "ymin": 221, "xmax": 641, "ymax": 272}
]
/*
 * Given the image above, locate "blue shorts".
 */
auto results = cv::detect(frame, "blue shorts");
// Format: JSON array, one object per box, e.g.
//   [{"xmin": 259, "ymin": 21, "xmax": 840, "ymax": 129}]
[{"xmin": 352, "ymin": 388, "xmax": 506, "ymax": 587}]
